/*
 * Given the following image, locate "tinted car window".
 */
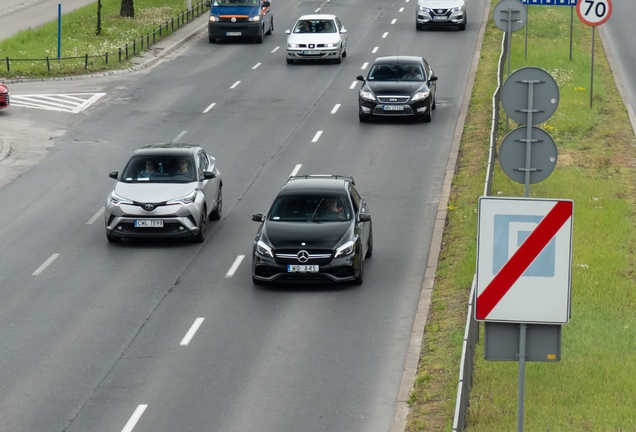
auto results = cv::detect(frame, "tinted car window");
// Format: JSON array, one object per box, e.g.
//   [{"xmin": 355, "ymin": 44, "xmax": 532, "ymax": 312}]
[
  {"xmin": 268, "ymin": 194, "xmax": 352, "ymax": 222},
  {"xmin": 121, "ymin": 155, "xmax": 196, "ymax": 183}
]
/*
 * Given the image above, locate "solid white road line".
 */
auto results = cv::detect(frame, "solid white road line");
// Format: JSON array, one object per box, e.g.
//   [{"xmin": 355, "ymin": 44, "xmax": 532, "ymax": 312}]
[
  {"xmin": 391, "ymin": 19, "xmax": 397, "ymax": 24},
  {"xmin": 271, "ymin": 46, "xmax": 280, "ymax": 53},
  {"xmin": 225, "ymin": 255, "xmax": 245, "ymax": 278},
  {"xmin": 361, "ymin": 62, "xmax": 368, "ymax": 69},
  {"xmin": 180, "ymin": 318, "xmax": 205, "ymax": 346},
  {"xmin": 230, "ymin": 81, "xmax": 241, "ymax": 89},
  {"xmin": 121, "ymin": 405, "xmax": 148, "ymax": 432},
  {"xmin": 372, "ymin": 47, "xmax": 378, "ymax": 53},
  {"xmin": 382, "ymin": 32, "xmax": 389, "ymax": 38},
  {"xmin": 86, "ymin": 207, "xmax": 105, "ymax": 225},
  {"xmin": 252, "ymin": 63, "xmax": 261, "ymax": 69},
  {"xmin": 174, "ymin": 131, "xmax": 187, "ymax": 142},
  {"xmin": 350, "ymin": 81, "xmax": 358, "ymax": 89},
  {"xmin": 32, "ymin": 254, "xmax": 60, "ymax": 276},
  {"xmin": 331, "ymin": 104, "xmax": 341, "ymax": 114},
  {"xmin": 290, "ymin": 164, "xmax": 302, "ymax": 177},
  {"xmin": 311, "ymin": 131, "xmax": 323, "ymax": 143},
  {"xmin": 203, "ymin": 102, "xmax": 216, "ymax": 114}
]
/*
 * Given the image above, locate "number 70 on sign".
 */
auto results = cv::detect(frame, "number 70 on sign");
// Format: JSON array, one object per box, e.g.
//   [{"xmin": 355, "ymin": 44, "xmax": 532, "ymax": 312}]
[{"xmin": 577, "ymin": 0, "xmax": 612, "ymax": 26}]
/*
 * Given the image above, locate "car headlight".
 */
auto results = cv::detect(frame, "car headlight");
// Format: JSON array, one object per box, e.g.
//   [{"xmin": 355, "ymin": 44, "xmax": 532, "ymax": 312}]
[
  {"xmin": 325, "ymin": 43, "xmax": 337, "ymax": 48},
  {"xmin": 256, "ymin": 240, "xmax": 274, "ymax": 258},
  {"xmin": 411, "ymin": 91, "xmax": 430, "ymax": 102},
  {"xmin": 335, "ymin": 240, "xmax": 355, "ymax": 258},
  {"xmin": 288, "ymin": 43, "xmax": 300, "ymax": 48},
  {"xmin": 167, "ymin": 190, "xmax": 198, "ymax": 206},
  {"xmin": 110, "ymin": 191, "xmax": 133, "ymax": 206},
  {"xmin": 359, "ymin": 91, "xmax": 375, "ymax": 101},
  {"xmin": 209, "ymin": 16, "xmax": 220, "ymax": 22},
  {"xmin": 248, "ymin": 15, "xmax": 261, "ymax": 22},
  {"xmin": 451, "ymin": 5, "xmax": 464, "ymax": 12}
]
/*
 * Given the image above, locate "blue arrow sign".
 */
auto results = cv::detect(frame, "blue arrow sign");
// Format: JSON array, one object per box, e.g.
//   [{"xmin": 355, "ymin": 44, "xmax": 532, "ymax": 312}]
[{"xmin": 519, "ymin": 0, "xmax": 577, "ymax": 5}]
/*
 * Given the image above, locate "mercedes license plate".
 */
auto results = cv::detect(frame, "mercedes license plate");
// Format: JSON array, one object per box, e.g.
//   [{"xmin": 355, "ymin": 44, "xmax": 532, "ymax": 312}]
[
  {"xmin": 383, "ymin": 105, "xmax": 404, "ymax": 111},
  {"xmin": 303, "ymin": 50, "xmax": 320, "ymax": 55},
  {"xmin": 287, "ymin": 264, "xmax": 319, "ymax": 273},
  {"xmin": 226, "ymin": 31, "xmax": 242, "ymax": 36},
  {"xmin": 134, "ymin": 219, "xmax": 164, "ymax": 228}
]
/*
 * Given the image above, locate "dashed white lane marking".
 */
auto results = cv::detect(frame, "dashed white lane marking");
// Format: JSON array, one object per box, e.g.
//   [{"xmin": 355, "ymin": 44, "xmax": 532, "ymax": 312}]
[
  {"xmin": 391, "ymin": 19, "xmax": 397, "ymax": 24},
  {"xmin": 121, "ymin": 405, "xmax": 148, "ymax": 432},
  {"xmin": 311, "ymin": 131, "xmax": 323, "ymax": 143},
  {"xmin": 361, "ymin": 62, "xmax": 368, "ymax": 69},
  {"xmin": 225, "ymin": 255, "xmax": 245, "ymax": 278},
  {"xmin": 331, "ymin": 104, "xmax": 341, "ymax": 114},
  {"xmin": 203, "ymin": 102, "xmax": 216, "ymax": 114},
  {"xmin": 350, "ymin": 81, "xmax": 358, "ymax": 89},
  {"xmin": 315, "ymin": 7, "xmax": 320, "ymax": 12},
  {"xmin": 32, "ymin": 254, "xmax": 60, "ymax": 276},
  {"xmin": 382, "ymin": 32, "xmax": 389, "ymax": 38},
  {"xmin": 252, "ymin": 63, "xmax": 261, "ymax": 69},
  {"xmin": 180, "ymin": 318, "xmax": 205, "ymax": 346},
  {"xmin": 399, "ymin": 7, "xmax": 404, "ymax": 12},
  {"xmin": 372, "ymin": 47, "xmax": 379, "ymax": 53},
  {"xmin": 271, "ymin": 46, "xmax": 280, "ymax": 53},
  {"xmin": 174, "ymin": 131, "xmax": 187, "ymax": 142},
  {"xmin": 86, "ymin": 207, "xmax": 105, "ymax": 225},
  {"xmin": 230, "ymin": 81, "xmax": 241, "ymax": 89},
  {"xmin": 290, "ymin": 164, "xmax": 302, "ymax": 177}
]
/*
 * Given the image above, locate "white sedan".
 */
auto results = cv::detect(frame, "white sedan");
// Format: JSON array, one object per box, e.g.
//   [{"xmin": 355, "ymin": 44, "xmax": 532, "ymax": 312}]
[{"xmin": 285, "ymin": 14, "xmax": 347, "ymax": 64}]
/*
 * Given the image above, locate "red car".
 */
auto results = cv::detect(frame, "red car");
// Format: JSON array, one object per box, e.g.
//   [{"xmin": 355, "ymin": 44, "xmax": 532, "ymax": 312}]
[{"xmin": 0, "ymin": 83, "xmax": 9, "ymax": 109}]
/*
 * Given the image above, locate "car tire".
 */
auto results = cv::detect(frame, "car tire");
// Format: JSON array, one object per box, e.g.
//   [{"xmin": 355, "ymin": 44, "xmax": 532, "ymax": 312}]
[
  {"xmin": 366, "ymin": 225, "xmax": 373, "ymax": 258},
  {"xmin": 359, "ymin": 113, "xmax": 369, "ymax": 122},
  {"xmin": 256, "ymin": 27, "xmax": 264, "ymax": 43},
  {"xmin": 252, "ymin": 276, "xmax": 266, "ymax": 285},
  {"xmin": 423, "ymin": 101, "xmax": 433, "ymax": 122},
  {"xmin": 342, "ymin": 46, "xmax": 347, "ymax": 57},
  {"xmin": 353, "ymin": 257, "xmax": 364, "ymax": 285},
  {"xmin": 106, "ymin": 233, "xmax": 121, "ymax": 243},
  {"xmin": 210, "ymin": 185, "xmax": 222, "ymax": 220},
  {"xmin": 286, "ymin": 58, "xmax": 294, "ymax": 64},
  {"xmin": 459, "ymin": 18, "xmax": 466, "ymax": 31},
  {"xmin": 432, "ymin": 94, "xmax": 437, "ymax": 110},
  {"xmin": 416, "ymin": 23, "xmax": 423, "ymax": 31},
  {"xmin": 194, "ymin": 210, "xmax": 207, "ymax": 243},
  {"xmin": 335, "ymin": 49, "xmax": 342, "ymax": 64},
  {"xmin": 209, "ymin": 36, "xmax": 216, "ymax": 43},
  {"xmin": 266, "ymin": 18, "xmax": 273, "ymax": 35}
]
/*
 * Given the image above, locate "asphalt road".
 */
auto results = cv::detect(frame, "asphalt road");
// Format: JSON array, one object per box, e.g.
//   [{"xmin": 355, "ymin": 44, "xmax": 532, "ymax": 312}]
[{"xmin": 0, "ymin": 0, "xmax": 489, "ymax": 431}]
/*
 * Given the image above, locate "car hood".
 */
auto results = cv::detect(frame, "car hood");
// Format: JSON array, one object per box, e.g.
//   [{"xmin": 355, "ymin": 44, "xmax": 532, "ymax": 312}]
[
  {"xmin": 210, "ymin": 5, "xmax": 260, "ymax": 16},
  {"xmin": 262, "ymin": 221, "xmax": 352, "ymax": 250},
  {"xmin": 365, "ymin": 81, "xmax": 429, "ymax": 96},
  {"xmin": 114, "ymin": 182, "xmax": 197, "ymax": 203},
  {"xmin": 417, "ymin": 0, "xmax": 464, "ymax": 8},
  {"xmin": 287, "ymin": 33, "xmax": 341, "ymax": 44}
]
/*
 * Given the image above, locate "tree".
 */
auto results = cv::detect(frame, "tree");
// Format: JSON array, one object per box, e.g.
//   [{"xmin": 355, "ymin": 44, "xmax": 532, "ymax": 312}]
[{"xmin": 120, "ymin": 0, "xmax": 134, "ymax": 18}]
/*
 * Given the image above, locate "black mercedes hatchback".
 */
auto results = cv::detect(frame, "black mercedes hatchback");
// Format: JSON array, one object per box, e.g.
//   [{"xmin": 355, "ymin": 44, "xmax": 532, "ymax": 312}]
[
  {"xmin": 251, "ymin": 175, "xmax": 373, "ymax": 285},
  {"xmin": 357, "ymin": 55, "xmax": 437, "ymax": 123}
]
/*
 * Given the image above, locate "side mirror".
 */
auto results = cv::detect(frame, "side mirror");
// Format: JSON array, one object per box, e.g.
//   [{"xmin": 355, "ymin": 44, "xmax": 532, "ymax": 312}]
[
  {"xmin": 340, "ymin": 28, "xmax": 347, "ymax": 34},
  {"xmin": 203, "ymin": 171, "xmax": 217, "ymax": 179},
  {"xmin": 108, "ymin": 171, "xmax": 119, "ymax": 179},
  {"xmin": 262, "ymin": 0, "xmax": 270, "ymax": 6},
  {"xmin": 356, "ymin": 74, "xmax": 365, "ymax": 81},
  {"xmin": 205, "ymin": 0, "xmax": 211, "ymax": 6},
  {"xmin": 285, "ymin": 29, "xmax": 291, "ymax": 34},
  {"xmin": 252, "ymin": 213, "xmax": 264, "ymax": 222},
  {"xmin": 429, "ymin": 74, "xmax": 438, "ymax": 82},
  {"xmin": 359, "ymin": 213, "xmax": 371, "ymax": 222}
]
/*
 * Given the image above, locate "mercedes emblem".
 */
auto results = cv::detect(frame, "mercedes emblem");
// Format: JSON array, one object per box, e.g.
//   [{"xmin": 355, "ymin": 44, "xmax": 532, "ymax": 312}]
[{"xmin": 297, "ymin": 250, "xmax": 309, "ymax": 263}]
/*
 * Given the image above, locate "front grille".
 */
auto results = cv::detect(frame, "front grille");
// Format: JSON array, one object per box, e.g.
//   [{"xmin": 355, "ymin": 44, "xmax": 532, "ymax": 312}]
[
  {"xmin": 373, "ymin": 106, "xmax": 415, "ymax": 115},
  {"xmin": 430, "ymin": 8, "xmax": 450, "ymax": 16},
  {"xmin": 377, "ymin": 96, "xmax": 410, "ymax": 104},
  {"xmin": 220, "ymin": 17, "xmax": 249, "ymax": 22},
  {"xmin": 116, "ymin": 222, "xmax": 186, "ymax": 234},
  {"xmin": 276, "ymin": 249, "xmax": 333, "ymax": 265}
]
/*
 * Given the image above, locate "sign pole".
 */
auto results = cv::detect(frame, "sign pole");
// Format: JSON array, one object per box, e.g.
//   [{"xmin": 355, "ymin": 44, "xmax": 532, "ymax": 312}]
[
  {"xmin": 517, "ymin": 323, "xmax": 527, "ymax": 432},
  {"xmin": 524, "ymin": 81, "xmax": 534, "ymax": 197},
  {"xmin": 57, "ymin": 4, "xmax": 62, "ymax": 59},
  {"xmin": 570, "ymin": 6, "xmax": 573, "ymax": 61},
  {"xmin": 590, "ymin": 26, "xmax": 595, "ymax": 108}
]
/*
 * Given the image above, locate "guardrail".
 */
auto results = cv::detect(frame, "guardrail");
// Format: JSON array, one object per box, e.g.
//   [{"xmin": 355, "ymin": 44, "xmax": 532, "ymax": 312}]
[
  {"xmin": 2, "ymin": 2, "xmax": 207, "ymax": 74},
  {"xmin": 451, "ymin": 31, "xmax": 508, "ymax": 431}
]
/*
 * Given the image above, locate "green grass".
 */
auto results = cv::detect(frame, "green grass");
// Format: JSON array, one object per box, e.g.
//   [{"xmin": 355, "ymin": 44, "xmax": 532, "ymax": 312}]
[
  {"xmin": 406, "ymin": 4, "xmax": 636, "ymax": 431},
  {"xmin": 0, "ymin": 0, "xmax": 205, "ymax": 78}
]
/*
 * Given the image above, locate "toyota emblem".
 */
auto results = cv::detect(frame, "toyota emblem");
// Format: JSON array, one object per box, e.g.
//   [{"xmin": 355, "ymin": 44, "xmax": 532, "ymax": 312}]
[
  {"xmin": 297, "ymin": 250, "xmax": 309, "ymax": 263},
  {"xmin": 143, "ymin": 204, "xmax": 155, "ymax": 211},
  {"xmin": 231, "ymin": 17, "xmax": 237, "ymax": 22}
]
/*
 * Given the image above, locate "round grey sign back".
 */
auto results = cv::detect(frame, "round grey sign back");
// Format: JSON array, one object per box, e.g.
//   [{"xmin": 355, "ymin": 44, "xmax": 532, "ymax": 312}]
[
  {"xmin": 502, "ymin": 67, "xmax": 560, "ymax": 125},
  {"xmin": 493, "ymin": 0, "xmax": 527, "ymax": 33},
  {"xmin": 499, "ymin": 126, "xmax": 558, "ymax": 184}
]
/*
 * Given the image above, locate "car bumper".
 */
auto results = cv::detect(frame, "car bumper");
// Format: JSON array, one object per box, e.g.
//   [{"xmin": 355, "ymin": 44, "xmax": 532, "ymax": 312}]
[
  {"xmin": 208, "ymin": 21, "xmax": 262, "ymax": 38},
  {"xmin": 286, "ymin": 47, "xmax": 341, "ymax": 61},
  {"xmin": 252, "ymin": 251, "xmax": 361, "ymax": 283},
  {"xmin": 416, "ymin": 11, "xmax": 465, "ymax": 25},
  {"xmin": 105, "ymin": 202, "xmax": 203, "ymax": 239},
  {"xmin": 358, "ymin": 97, "xmax": 430, "ymax": 118},
  {"xmin": 0, "ymin": 92, "xmax": 9, "ymax": 109}
]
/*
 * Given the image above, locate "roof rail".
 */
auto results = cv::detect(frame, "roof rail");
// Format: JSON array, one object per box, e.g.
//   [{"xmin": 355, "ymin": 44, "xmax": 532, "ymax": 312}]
[{"xmin": 288, "ymin": 174, "xmax": 355, "ymax": 185}]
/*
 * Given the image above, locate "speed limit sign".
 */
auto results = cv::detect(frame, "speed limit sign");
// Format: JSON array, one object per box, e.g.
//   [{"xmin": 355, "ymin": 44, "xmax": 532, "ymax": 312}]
[{"xmin": 577, "ymin": 0, "xmax": 612, "ymax": 26}]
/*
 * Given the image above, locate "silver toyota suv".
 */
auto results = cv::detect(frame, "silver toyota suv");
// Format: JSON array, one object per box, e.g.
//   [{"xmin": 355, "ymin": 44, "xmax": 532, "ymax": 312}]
[{"xmin": 416, "ymin": 0, "xmax": 466, "ymax": 31}]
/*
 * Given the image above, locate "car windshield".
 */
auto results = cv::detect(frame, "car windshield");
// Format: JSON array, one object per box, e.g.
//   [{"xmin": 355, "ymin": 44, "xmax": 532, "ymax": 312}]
[
  {"xmin": 212, "ymin": 0, "xmax": 259, "ymax": 6},
  {"xmin": 268, "ymin": 195, "xmax": 352, "ymax": 222},
  {"xmin": 293, "ymin": 20, "xmax": 336, "ymax": 33},
  {"xmin": 368, "ymin": 63, "xmax": 424, "ymax": 81},
  {"xmin": 121, "ymin": 155, "xmax": 196, "ymax": 183}
]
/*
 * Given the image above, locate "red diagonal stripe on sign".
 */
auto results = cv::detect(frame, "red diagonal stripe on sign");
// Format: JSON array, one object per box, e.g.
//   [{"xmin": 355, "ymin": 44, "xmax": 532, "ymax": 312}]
[{"xmin": 476, "ymin": 201, "xmax": 572, "ymax": 320}]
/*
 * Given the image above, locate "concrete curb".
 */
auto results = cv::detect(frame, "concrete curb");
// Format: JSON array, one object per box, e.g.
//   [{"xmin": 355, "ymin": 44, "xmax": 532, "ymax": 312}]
[
  {"xmin": 0, "ymin": 131, "xmax": 10, "ymax": 162},
  {"xmin": 388, "ymin": 1, "xmax": 491, "ymax": 430}
]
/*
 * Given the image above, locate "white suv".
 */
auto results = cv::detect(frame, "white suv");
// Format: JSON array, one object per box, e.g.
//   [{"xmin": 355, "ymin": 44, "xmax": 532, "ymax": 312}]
[{"xmin": 416, "ymin": 0, "xmax": 466, "ymax": 31}]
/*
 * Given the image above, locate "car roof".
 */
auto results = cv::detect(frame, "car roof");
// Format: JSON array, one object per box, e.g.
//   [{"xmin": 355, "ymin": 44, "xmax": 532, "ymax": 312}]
[
  {"xmin": 133, "ymin": 143, "xmax": 201, "ymax": 156},
  {"xmin": 372, "ymin": 55, "xmax": 424, "ymax": 65},
  {"xmin": 297, "ymin": 14, "xmax": 337, "ymax": 21},
  {"xmin": 280, "ymin": 175, "xmax": 354, "ymax": 194}
]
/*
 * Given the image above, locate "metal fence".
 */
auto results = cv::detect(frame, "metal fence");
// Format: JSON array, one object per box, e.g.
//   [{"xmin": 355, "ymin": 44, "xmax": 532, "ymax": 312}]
[
  {"xmin": 451, "ymin": 31, "xmax": 508, "ymax": 431},
  {"xmin": 2, "ymin": 1, "xmax": 207, "ymax": 73}
]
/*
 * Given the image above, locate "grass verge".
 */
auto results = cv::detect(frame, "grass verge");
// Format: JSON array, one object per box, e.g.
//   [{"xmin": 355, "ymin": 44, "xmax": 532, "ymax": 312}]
[
  {"xmin": 0, "ymin": 0, "xmax": 205, "ymax": 78},
  {"xmin": 406, "ymin": 4, "xmax": 636, "ymax": 431}
]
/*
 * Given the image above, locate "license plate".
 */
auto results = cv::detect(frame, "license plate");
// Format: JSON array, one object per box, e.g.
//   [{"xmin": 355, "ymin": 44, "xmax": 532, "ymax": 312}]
[
  {"xmin": 303, "ymin": 50, "xmax": 320, "ymax": 55},
  {"xmin": 287, "ymin": 264, "xmax": 319, "ymax": 273},
  {"xmin": 226, "ymin": 31, "xmax": 242, "ymax": 36},
  {"xmin": 383, "ymin": 105, "xmax": 404, "ymax": 111},
  {"xmin": 134, "ymin": 219, "xmax": 164, "ymax": 228},
  {"xmin": 433, "ymin": 16, "xmax": 448, "ymax": 21}
]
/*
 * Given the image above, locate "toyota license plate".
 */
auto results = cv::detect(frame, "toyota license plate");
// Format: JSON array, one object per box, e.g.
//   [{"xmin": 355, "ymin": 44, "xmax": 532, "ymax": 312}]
[
  {"xmin": 287, "ymin": 265, "xmax": 319, "ymax": 273},
  {"xmin": 134, "ymin": 219, "xmax": 164, "ymax": 227},
  {"xmin": 383, "ymin": 105, "xmax": 404, "ymax": 111},
  {"xmin": 226, "ymin": 31, "xmax": 242, "ymax": 36}
]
